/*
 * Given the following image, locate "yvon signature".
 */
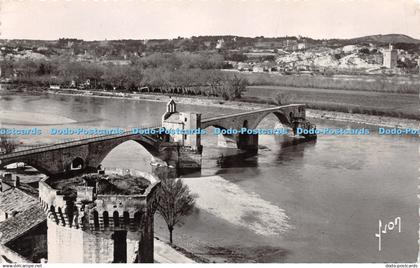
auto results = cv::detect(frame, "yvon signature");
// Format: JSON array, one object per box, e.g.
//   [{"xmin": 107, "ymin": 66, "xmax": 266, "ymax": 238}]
[{"xmin": 375, "ymin": 217, "xmax": 401, "ymax": 251}]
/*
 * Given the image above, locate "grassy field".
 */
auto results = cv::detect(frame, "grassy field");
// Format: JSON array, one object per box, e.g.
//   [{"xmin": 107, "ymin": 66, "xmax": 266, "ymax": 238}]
[
  {"xmin": 237, "ymin": 72, "xmax": 420, "ymax": 94},
  {"xmin": 243, "ymin": 85, "xmax": 420, "ymax": 120}
]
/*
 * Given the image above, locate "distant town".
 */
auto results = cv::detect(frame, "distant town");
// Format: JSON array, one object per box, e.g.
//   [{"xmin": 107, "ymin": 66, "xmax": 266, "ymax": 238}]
[{"xmin": 1, "ymin": 34, "xmax": 420, "ymax": 85}]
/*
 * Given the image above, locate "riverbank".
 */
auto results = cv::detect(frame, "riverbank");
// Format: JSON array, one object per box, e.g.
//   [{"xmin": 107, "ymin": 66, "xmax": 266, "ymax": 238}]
[{"xmin": 46, "ymin": 89, "xmax": 419, "ymax": 129}]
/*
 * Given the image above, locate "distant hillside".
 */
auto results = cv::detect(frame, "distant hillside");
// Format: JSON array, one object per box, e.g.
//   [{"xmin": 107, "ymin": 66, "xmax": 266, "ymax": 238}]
[{"xmin": 349, "ymin": 34, "xmax": 420, "ymax": 44}]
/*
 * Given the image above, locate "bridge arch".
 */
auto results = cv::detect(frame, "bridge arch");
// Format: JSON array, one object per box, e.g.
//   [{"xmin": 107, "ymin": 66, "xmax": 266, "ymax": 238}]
[
  {"xmin": 97, "ymin": 139, "xmax": 159, "ymax": 173},
  {"xmin": 201, "ymin": 124, "xmax": 228, "ymax": 131},
  {"xmin": 249, "ymin": 110, "xmax": 293, "ymax": 130},
  {"xmin": 0, "ymin": 160, "xmax": 52, "ymax": 176},
  {"xmin": 0, "ymin": 134, "xmax": 163, "ymax": 177}
]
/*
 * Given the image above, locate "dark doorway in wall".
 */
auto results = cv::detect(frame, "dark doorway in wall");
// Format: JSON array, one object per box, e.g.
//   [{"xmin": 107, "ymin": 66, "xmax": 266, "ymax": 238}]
[
  {"xmin": 113, "ymin": 231, "xmax": 127, "ymax": 263},
  {"xmin": 70, "ymin": 157, "xmax": 84, "ymax": 170}
]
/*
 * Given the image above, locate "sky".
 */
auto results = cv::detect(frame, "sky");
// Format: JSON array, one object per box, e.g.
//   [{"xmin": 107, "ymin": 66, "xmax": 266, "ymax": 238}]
[{"xmin": 0, "ymin": 0, "xmax": 420, "ymax": 40}]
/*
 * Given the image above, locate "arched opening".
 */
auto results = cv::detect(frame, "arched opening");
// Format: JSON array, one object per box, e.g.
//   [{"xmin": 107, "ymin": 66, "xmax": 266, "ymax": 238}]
[
  {"xmin": 201, "ymin": 124, "xmax": 237, "ymax": 149},
  {"xmin": 65, "ymin": 203, "xmax": 74, "ymax": 227},
  {"xmin": 123, "ymin": 211, "xmax": 130, "ymax": 227},
  {"xmin": 113, "ymin": 211, "xmax": 120, "ymax": 227},
  {"xmin": 0, "ymin": 161, "xmax": 47, "ymax": 181},
  {"xmin": 71, "ymin": 157, "xmax": 84, "ymax": 170},
  {"xmin": 57, "ymin": 207, "xmax": 65, "ymax": 226},
  {"xmin": 103, "ymin": 211, "xmax": 109, "ymax": 228},
  {"xmin": 101, "ymin": 140, "xmax": 156, "ymax": 174},
  {"xmin": 252, "ymin": 111, "xmax": 312, "ymax": 159},
  {"xmin": 93, "ymin": 210, "xmax": 99, "ymax": 230},
  {"xmin": 243, "ymin": 120, "xmax": 249, "ymax": 129},
  {"xmin": 50, "ymin": 206, "xmax": 59, "ymax": 224}
]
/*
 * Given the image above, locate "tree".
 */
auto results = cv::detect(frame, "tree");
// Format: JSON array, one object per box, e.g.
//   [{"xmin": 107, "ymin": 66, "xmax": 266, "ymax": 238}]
[
  {"xmin": 0, "ymin": 134, "xmax": 17, "ymax": 154},
  {"xmin": 157, "ymin": 178, "xmax": 196, "ymax": 244}
]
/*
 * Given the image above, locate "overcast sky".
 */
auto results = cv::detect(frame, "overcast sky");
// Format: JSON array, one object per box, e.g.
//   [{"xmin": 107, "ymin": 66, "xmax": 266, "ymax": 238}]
[{"xmin": 1, "ymin": 0, "xmax": 420, "ymax": 40}]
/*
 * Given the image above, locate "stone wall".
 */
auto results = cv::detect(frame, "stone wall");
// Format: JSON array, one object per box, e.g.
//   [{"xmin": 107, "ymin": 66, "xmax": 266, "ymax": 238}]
[{"xmin": 47, "ymin": 212, "xmax": 145, "ymax": 263}]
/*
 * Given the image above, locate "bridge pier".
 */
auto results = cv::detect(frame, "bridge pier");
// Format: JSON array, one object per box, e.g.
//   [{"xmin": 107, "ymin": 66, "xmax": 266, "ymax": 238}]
[
  {"xmin": 156, "ymin": 143, "xmax": 202, "ymax": 176},
  {"xmin": 218, "ymin": 132, "xmax": 259, "ymax": 152},
  {"xmin": 217, "ymin": 134, "xmax": 237, "ymax": 148},
  {"xmin": 292, "ymin": 120, "xmax": 318, "ymax": 140},
  {"xmin": 237, "ymin": 133, "xmax": 259, "ymax": 152}
]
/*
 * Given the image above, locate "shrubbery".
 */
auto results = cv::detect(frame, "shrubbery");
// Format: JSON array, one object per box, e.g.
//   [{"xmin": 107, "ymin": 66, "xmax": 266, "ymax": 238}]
[{"xmin": 1, "ymin": 52, "xmax": 248, "ymax": 100}]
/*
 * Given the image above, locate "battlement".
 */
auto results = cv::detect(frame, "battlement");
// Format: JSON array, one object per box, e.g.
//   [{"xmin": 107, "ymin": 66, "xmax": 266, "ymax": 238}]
[{"xmin": 39, "ymin": 170, "xmax": 160, "ymax": 232}]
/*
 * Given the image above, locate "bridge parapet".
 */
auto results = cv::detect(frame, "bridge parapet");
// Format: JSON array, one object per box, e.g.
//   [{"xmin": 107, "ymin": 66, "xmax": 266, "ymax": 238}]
[{"xmin": 201, "ymin": 104, "xmax": 308, "ymax": 130}]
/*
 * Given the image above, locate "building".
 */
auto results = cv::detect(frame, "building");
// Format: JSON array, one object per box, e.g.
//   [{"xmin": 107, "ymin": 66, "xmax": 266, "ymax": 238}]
[
  {"xmin": 0, "ymin": 173, "xmax": 47, "ymax": 263},
  {"xmin": 382, "ymin": 44, "xmax": 398, "ymax": 68},
  {"xmin": 0, "ymin": 173, "xmax": 39, "ymax": 222},
  {"xmin": 252, "ymin": 65, "xmax": 265, "ymax": 73},
  {"xmin": 297, "ymin": 42, "xmax": 306, "ymax": 50},
  {"xmin": 39, "ymin": 170, "xmax": 160, "ymax": 263},
  {"xmin": 161, "ymin": 99, "xmax": 202, "ymax": 171},
  {"xmin": 0, "ymin": 169, "xmax": 160, "ymax": 263},
  {"xmin": 161, "ymin": 99, "xmax": 202, "ymax": 152},
  {"xmin": 215, "ymin": 39, "xmax": 224, "ymax": 50}
]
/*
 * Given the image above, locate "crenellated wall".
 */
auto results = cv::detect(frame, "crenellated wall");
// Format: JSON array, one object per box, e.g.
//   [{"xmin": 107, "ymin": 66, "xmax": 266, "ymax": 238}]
[{"xmin": 39, "ymin": 170, "xmax": 160, "ymax": 263}]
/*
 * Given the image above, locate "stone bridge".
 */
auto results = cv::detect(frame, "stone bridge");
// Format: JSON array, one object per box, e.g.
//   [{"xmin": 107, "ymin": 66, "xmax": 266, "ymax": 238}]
[
  {"xmin": 0, "ymin": 128, "xmax": 176, "ymax": 178},
  {"xmin": 0, "ymin": 101, "xmax": 316, "ymax": 177},
  {"xmin": 200, "ymin": 104, "xmax": 315, "ymax": 151}
]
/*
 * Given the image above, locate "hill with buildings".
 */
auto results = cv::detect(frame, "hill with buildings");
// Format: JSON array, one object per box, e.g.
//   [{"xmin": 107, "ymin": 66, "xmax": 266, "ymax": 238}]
[
  {"xmin": 0, "ymin": 34, "xmax": 419, "ymax": 90},
  {"xmin": 349, "ymin": 34, "xmax": 420, "ymax": 45}
]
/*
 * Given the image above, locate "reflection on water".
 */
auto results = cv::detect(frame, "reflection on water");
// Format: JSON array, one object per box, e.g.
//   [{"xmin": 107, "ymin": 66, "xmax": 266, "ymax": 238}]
[{"xmin": 0, "ymin": 92, "xmax": 418, "ymax": 262}]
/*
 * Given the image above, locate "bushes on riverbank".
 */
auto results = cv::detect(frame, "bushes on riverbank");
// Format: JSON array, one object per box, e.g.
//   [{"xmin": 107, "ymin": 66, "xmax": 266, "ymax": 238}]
[{"xmin": 4, "ymin": 54, "xmax": 248, "ymax": 100}]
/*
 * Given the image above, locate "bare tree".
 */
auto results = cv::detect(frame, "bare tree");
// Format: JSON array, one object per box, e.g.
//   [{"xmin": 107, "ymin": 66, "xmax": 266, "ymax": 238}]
[
  {"xmin": 157, "ymin": 178, "xmax": 196, "ymax": 244},
  {"xmin": 0, "ymin": 134, "xmax": 17, "ymax": 154},
  {"xmin": 274, "ymin": 92, "xmax": 296, "ymax": 105}
]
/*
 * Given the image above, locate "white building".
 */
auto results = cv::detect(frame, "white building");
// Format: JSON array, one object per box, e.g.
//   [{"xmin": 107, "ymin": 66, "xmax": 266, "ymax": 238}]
[
  {"xmin": 297, "ymin": 43, "xmax": 306, "ymax": 50},
  {"xmin": 382, "ymin": 44, "xmax": 398, "ymax": 68},
  {"xmin": 216, "ymin": 39, "xmax": 225, "ymax": 50}
]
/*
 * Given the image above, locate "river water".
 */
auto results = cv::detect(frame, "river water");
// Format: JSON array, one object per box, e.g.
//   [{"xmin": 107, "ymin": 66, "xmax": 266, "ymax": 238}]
[{"xmin": 0, "ymin": 90, "xmax": 418, "ymax": 263}]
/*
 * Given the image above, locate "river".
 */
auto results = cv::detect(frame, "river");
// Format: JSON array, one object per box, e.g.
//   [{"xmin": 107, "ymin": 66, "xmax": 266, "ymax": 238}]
[{"xmin": 0, "ymin": 90, "xmax": 418, "ymax": 263}]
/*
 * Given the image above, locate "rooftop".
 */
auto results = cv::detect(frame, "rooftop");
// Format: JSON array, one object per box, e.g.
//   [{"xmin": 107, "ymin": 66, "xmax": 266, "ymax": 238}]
[
  {"xmin": 0, "ymin": 204, "xmax": 46, "ymax": 245},
  {"xmin": 47, "ymin": 173, "xmax": 151, "ymax": 201},
  {"xmin": 0, "ymin": 182, "xmax": 39, "ymax": 215}
]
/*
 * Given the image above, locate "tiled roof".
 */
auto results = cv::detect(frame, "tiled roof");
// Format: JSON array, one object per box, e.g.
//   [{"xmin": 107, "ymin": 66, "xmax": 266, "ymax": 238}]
[
  {"xmin": 164, "ymin": 113, "xmax": 181, "ymax": 123},
  {"xmin": 0, "ymin": 186, "xmax": 39, "ymax": 215},
  {"xmin": 0, "ymin": 204, "xmax": 46, "ymax": 244}
]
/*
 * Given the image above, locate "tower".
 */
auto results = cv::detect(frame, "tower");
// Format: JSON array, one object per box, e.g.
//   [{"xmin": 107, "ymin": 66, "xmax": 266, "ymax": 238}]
[
  {"xmin": 39, "ymin": 170, "xmax": 160, "ymax": 263},
  {"xmin": 383, "ymin": 44, "xmax": 398, "ymax": 69}
]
